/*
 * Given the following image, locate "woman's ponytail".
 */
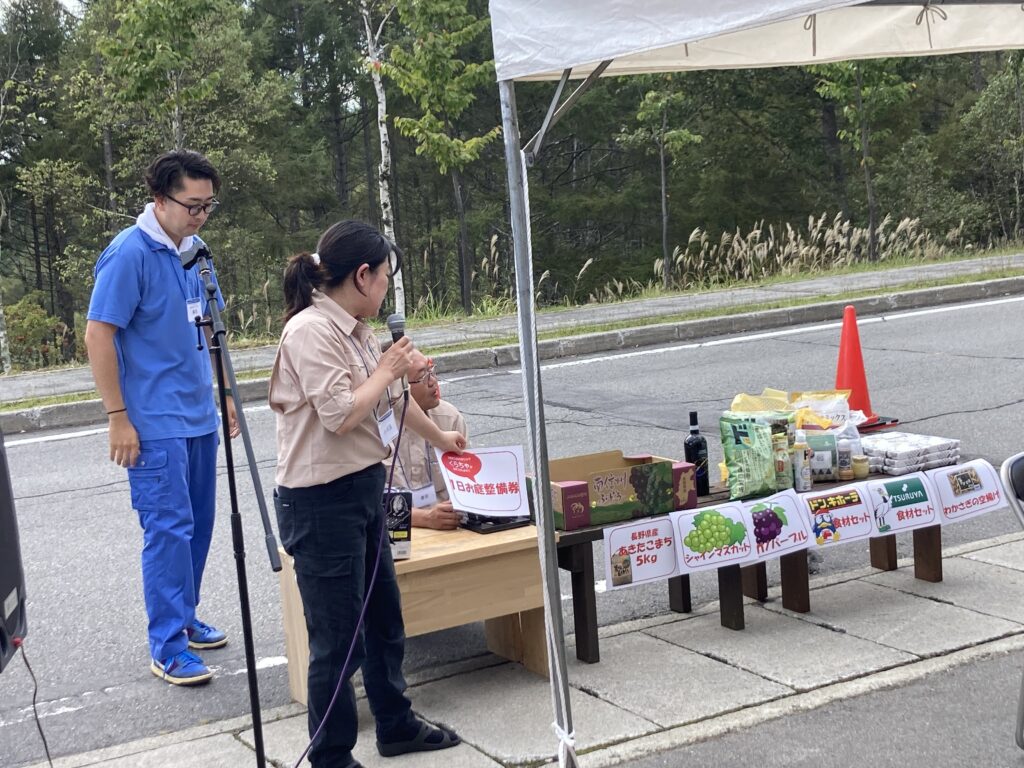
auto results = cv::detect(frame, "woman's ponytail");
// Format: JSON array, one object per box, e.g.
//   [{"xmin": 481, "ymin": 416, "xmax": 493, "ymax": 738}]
[{"xmin": 282, "ymin": 252, "xmax": 322, "ymax": 322}]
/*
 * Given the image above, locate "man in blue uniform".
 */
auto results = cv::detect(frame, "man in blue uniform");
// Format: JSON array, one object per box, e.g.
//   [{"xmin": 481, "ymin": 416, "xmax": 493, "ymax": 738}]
[{"xmin": 85, "ymin": 150, "xmax": 239, "ymax": 686}]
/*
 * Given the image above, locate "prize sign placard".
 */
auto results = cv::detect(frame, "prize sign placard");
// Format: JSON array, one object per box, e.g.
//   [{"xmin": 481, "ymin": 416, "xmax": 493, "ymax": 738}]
[
  {"xmin": 744, "ymin": 489, "xmax": 813, "ymax": 561},
  {"xmin": 801, "ymin": 483, "xmax": 873, "ymax": 548},
  {"xmin": 671, "ymin": 503, "xmax": 757, "ymax": 574},
  {"xmin": 603, "ymin": 517, "xmax": 678, "ymax": 590},
  {"xmin": 927, "ymin": 459, "xmax": 1007, "ymax": 524},
  {"xmin": 863, "ymin": 473, "xmax": 938, "ymax": 534},
  {"xmin": 434, "ymin": 445, "xmax": 530, "ymax": 517}
]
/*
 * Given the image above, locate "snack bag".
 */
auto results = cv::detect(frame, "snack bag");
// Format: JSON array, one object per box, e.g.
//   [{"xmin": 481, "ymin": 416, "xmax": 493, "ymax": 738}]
[{"xmin": 720, "ymin": 413, "xmax": 776, "ymax": 500}]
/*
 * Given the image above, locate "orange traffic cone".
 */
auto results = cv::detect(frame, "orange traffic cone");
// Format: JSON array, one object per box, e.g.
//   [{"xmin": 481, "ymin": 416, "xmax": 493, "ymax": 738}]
[{"xmin": 835, "ymin": 305, "xmax": 879, "ymax": 426}]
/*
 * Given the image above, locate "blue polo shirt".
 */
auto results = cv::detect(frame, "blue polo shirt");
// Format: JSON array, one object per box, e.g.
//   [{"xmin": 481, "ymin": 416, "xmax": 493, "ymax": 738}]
[{"xmin": 87, "ymin": 225, "xmax": 225, "ymax": 441}]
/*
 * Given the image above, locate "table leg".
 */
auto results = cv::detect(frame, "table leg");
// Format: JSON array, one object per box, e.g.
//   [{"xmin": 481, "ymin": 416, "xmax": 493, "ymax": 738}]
[
  {"xmin": 741, "ymin": 563, "xmax": 768, "ymax": 602},
  {"xmin": 484, "ymin": 613, "xmax": 523, "ymax": 663},
  {"xmin": 519, "ymin": 607, "xmax": 550, "ymax": 677},
  {"xmin": 913, "ymin": 524, "xmax": 943, "ymax": 583},
  {"xmin": 780, "ymin": 550, "xmax": 810, "ymax": 613},
  {"xmin": 669, "ymin": 575, "xmax": 692, "ymax": 613},
  {"xmin": 870, "ymin": 535, "xmax": 898, "ymax": 571},
  {"xmin": 557, "ymin": 543, "xmax": 600, "ymax": 663},
  {"xmin": 718, "ymin": 565, "xmax": 745, "ymax": 630}
]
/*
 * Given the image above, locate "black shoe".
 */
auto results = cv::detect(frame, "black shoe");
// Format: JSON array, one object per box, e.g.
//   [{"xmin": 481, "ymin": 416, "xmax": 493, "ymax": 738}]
[{"xmin": 377, "ymin": 720, "xmax": 461, "ymax": 757}]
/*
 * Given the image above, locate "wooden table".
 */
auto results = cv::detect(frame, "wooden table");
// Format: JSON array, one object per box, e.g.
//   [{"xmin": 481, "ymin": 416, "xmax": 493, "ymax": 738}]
[{"xmin": 279, "ymin": 526, "xmax": 549, "ymax": 705}]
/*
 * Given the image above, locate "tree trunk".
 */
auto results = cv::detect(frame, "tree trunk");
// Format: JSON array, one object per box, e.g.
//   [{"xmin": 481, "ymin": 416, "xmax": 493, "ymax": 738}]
[
  {"xmin": 451, "ymin": 168, "xmax": 472, "ymax": 314},
  {"xmin": 102, "ymin": 124, "xmax": 116, "ymax": 233},
  {"xmin": 0, "ymin": 191, "xmax": 11, "ymax": 373},
  {"xmin": 659, "ymin": 112, "xmax": 670, "ymax": 290},
  {"xmin": 971, "ymin": 53, "xmax": 986, "ymax": 93},
  {"xmin": 327, "ymin": 91, "xmax": 349, "ymax": 209},
  {"xmin": 362, "ymin": 4, "xmax": 406, "ymax": 314},
  {"xmin": 821, "ymin": 99, "xmax": 850, "ymax": 221},
  {"xmin": 362, "ymin": 102, "xmax": 380, "ymax": 227},
  {"xmin": 854, "ymin": 64, "xmax": 878, "ymax": 261},
  {"xmin": 294, "ymin": 3, "xmax": 311, "ymax": 109},
  {"xmin": 1014, "ymin": 58, "xmax": 1024, "ymax": 238},
  {"xmin": 29, "ymin": 198, "xmax": 43, "ymax": 291},
  {"xmin": 44, "ymin": 199, "xmax": 76, "ymax": 361}
]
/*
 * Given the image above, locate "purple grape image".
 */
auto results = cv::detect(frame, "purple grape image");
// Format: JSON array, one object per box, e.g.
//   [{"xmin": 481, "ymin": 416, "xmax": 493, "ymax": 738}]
[{"xmin": 751, "ymin": 502, "xmax": 788, "ymax": 545}]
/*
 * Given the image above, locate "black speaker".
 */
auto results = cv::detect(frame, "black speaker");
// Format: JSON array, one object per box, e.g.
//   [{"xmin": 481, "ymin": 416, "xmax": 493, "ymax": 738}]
[{"xmin": 0, "ymin": 427, "xmax": 27, "ymax": 673}]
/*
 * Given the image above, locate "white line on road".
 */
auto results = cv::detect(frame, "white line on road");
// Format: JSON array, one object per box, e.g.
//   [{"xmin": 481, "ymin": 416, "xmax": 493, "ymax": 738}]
[{"xmin": 11, "ymin": 295, "xmax": 1023, "ymax": 444}]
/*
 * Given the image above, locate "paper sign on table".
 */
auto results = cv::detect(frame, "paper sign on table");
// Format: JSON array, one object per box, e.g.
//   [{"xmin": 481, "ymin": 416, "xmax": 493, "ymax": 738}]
[
  {"xmin": 801, "ymin": 483, "xmax": 873, "ymax": 548},
  {"xmin": 863, "ymin": 472, "xmax": 938, "ymax": 534},
  {"xmin": 927, "ymin": 459, "xmax": 1007, "ymax": 524},
  {"xmin": 744, "ymin": 489, "xmax": 813, "ymax": 560},
  {"xmin": 434, "ymin": 445, "xmax": 530, "ymax": 518},
  {"xmin": 671, "ymin": 503, "xmax": 757, "ymax": 574},
  {"xmin": 603, "ymin": 517, "xmax": 678, "ymax": 590}
]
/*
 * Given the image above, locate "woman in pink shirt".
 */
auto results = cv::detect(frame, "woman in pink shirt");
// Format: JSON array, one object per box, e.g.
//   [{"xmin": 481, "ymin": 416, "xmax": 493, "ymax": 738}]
[{"xmin": 270, "ymin": 220, "xmax": 465, "ymax": 768}]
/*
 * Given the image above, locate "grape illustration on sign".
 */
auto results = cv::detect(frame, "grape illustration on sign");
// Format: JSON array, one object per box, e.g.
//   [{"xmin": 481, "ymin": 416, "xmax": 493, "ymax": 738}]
[
  {"xmin": 745, "ymin": 489, "xmax": 812, "ymax": 559},
  {"xmin": 671, "ymin": 503, "xmax": 756, "ymax": 573}
]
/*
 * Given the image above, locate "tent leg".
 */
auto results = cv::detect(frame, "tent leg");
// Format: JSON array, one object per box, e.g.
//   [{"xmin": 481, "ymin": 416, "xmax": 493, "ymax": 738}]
[{"xmin": 499, "ymin": 78, "xmax": 579, "ymax": 768}]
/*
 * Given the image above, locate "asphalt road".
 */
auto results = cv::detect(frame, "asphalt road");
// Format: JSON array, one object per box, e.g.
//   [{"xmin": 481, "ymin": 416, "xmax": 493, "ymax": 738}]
[{"xmin": 2, "ymin": 295, "xmax": 1024, "ymax": 767}]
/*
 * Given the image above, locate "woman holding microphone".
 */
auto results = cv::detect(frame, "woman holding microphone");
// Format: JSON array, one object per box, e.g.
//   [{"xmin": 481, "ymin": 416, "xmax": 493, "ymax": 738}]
[{"xmin": 270, "ymin": 220, "xmax": 464, "ymax": 768}]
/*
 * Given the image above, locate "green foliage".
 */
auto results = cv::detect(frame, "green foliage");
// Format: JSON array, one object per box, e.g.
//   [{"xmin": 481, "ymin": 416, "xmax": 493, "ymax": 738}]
[
  {"xmin": 0, "ymin": 3, "xmax": 1022, "ymax": 366},
  {"xmin": 387, "ymin": 0, "xmax": 499, "ymax": 173},
  {"xmin": 6, "ymin": 291, "xmax": 63, "ymax": 370}
]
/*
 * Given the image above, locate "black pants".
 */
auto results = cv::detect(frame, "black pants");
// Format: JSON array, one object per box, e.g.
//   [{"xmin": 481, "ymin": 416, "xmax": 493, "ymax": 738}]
[{"xmin": 276, "ymin": 464, "xmax": 415, "ymax": 768}]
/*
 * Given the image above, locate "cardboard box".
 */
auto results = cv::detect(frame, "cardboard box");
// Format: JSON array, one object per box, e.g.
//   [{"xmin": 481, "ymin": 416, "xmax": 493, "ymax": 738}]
[
  {"xmin": 384, "ymin": 490, "xmax": 412, "ymax": 559},
  {"xmin": 530, "ymin": 450, "xmax": 697, "ymax": 531}
]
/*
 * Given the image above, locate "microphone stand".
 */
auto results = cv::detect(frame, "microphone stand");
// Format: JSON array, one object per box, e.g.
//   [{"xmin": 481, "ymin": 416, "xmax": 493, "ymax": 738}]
[{"xmin": 193, "ymin": 248, "xmax": 279, "ymax": 768}]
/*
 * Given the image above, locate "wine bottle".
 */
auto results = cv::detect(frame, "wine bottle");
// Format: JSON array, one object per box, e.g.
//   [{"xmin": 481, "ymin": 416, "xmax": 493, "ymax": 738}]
[{"xmin": 684, "ymin": 410, "xmax": 710, "ymax": 496}]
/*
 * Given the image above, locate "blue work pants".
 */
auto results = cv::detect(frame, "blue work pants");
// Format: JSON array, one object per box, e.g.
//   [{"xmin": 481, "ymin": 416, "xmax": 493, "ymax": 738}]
[{"xmin": 127, "ymin": 432, "xmax": 218, "ymax": 661}]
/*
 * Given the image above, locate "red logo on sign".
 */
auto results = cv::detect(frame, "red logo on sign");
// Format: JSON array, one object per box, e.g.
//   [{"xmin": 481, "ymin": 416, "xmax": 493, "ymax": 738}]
[{"xmin": 442, "ymin": 451, "xmax": 482, "ymax": 483}]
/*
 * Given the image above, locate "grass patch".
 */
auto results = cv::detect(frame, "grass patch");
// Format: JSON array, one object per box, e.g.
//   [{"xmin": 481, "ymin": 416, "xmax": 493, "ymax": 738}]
[{"xmin": 2, "ymin": 264, "xmax": 1022, "ymax": 411}]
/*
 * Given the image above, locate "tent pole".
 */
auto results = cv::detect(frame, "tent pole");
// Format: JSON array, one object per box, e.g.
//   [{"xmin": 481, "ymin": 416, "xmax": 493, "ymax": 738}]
[{"xmin": 499, "ymin": 78, "xmax": 579, "ymax": 768}]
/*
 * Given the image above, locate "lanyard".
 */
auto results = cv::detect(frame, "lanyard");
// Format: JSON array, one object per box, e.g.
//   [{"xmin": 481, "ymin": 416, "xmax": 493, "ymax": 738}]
[{"xmin": 342, "ymin": 331, "xmax": 391, "ymax": 418}]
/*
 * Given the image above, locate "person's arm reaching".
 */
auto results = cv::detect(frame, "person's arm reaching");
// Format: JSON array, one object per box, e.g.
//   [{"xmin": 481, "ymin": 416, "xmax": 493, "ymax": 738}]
[{"xmin": 84, "ymin": 320, "xmax": 140, "ymax": 468}]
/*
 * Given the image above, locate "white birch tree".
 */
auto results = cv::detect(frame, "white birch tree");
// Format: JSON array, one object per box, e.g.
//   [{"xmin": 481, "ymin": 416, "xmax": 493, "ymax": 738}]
[{"xmin": 360, "ymin": 1, "xmax": 405, "ymax": 315}]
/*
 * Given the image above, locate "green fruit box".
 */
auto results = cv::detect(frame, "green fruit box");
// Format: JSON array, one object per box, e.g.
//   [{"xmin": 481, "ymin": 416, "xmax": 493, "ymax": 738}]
[{"xmin": 527, "ymin": 450, "xmax": 697, "ymax": 531}]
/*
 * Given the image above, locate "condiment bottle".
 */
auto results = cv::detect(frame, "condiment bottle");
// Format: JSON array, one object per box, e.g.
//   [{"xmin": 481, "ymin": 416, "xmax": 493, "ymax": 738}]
[{"xmin": 792, "ymin": 429, "xmax": 813, "ymax": 492}]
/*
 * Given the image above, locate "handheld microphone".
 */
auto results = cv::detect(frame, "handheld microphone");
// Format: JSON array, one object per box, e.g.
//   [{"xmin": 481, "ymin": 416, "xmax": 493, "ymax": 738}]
[
  {"xmin": 386, "ymin": 313, "xmax": 405, "ymax": 343},
  {"xmin": 386, "ymin": 313, "xmax": 408, "ymax": 392}
]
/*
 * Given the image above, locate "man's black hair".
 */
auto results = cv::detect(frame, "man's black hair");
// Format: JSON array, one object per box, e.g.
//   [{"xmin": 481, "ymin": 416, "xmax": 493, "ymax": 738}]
[{"xmin": 145, "ymin": 150, "xmax": 221, "ymax": 197}]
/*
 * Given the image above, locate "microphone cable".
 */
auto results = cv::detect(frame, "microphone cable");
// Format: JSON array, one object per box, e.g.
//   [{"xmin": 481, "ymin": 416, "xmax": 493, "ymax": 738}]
[
  {"xmin": 293, "ymin": 388, "xmax": 410, "ymax": 768},
  {"xmin": 14, "ymin": 637, "xmax": 54, "ymax": 767}
]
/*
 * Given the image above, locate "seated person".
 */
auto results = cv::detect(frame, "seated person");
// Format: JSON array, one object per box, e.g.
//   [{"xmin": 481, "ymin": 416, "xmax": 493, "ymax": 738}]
[{"xmin": 387, "ymin": 349, "xmax": 468, "ymax": 529}]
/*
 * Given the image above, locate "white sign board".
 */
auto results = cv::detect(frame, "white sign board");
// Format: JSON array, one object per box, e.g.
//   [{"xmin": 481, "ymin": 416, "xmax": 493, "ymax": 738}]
[
  {"xmin": 603, "ymin": 516, "xmax": 678, "ymax": 590},
  {"xmin": 434, "ymin": 445, "xmax": 530, "ymax": 518},
  {"xmin": 863, "ymin": 473, "xmax": 939, "ymax": 534},
  {"xmin": 927, "ymin": 459, "xmax": 1008, "ymax": 525},
  {"xmin": 745, "ymin": 489, "xmax": 813, "ymax": 561},
  {"xmin": 801, "ymin": 483, "xmax": 874, "ymax": 548},
  {"xmin": 672, "ymin": 503, "xmax": 757, "ymax": 574}
]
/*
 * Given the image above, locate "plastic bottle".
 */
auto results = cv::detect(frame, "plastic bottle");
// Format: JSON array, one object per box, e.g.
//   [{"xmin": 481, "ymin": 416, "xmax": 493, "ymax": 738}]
[
  {"xmin": 772, "ymin": 432, "xmax": 793, "ymax": 490},
  {"xmin": 684, "ymin": 411, "xmax": 710, "ymax": 496},
  {"xmin": 792, "ymin": 429, "xmax": 813, "ymax": 492},
  {"xmin": 837, "ymin": 437, "xmax": 854, "ymax": 481}
]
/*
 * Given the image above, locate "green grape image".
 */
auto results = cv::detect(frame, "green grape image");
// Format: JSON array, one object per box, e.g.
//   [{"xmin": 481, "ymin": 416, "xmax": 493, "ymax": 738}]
[{"xmin": 685, "ymin": 510, "xmax": 747, "ymax": 554}]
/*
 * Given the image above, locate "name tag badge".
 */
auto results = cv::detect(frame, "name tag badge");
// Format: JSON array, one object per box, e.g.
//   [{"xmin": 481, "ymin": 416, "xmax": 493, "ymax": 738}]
[
  {"xmin": 377, "ymin": 409, "xmax": 399, "ymax": 446},
  {"xmin": 186, "ymin": 298, "xmax": 203, "ymax": 324},
  {"xmin": 412, "ymin": 484, "xmax": 437, "ymax": 509}
]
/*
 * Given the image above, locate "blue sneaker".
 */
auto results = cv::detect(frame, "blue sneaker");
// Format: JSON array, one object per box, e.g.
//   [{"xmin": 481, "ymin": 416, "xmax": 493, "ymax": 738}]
[
  {"xmin": 187, "ymin": 619, "xmax": 228, "ymax": 650},
  {"xmin": 150, "ymin": 650, "xmax": 213, "ymax": 686}
]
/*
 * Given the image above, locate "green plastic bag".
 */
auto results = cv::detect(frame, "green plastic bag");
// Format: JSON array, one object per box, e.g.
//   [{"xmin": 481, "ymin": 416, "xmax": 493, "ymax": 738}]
[{"xmin": 720, "ymin": 412, "xmax": 777, "ymax": 500}]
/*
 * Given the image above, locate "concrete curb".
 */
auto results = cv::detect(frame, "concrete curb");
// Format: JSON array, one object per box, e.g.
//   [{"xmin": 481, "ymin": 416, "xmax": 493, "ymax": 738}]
[{"xmin": 4, "ymin": 275, "xmax": 1023, "ymax": 436}]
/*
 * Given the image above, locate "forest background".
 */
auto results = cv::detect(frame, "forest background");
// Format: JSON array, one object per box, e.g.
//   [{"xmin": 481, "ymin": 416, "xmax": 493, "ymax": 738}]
[{"xmin": 1, "ymin": 0, "xmax": 1023, "ymax": 371}]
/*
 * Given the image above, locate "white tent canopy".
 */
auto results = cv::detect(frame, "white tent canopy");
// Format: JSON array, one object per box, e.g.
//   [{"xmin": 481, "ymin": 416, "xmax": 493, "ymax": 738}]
[
  {"xmin": 490, "ymin": 4, "xmax": 1024, "ymax": 766},
  {"xmin": 491, "ymin": 1, "xmax": 1024, "ymax": 81}
]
